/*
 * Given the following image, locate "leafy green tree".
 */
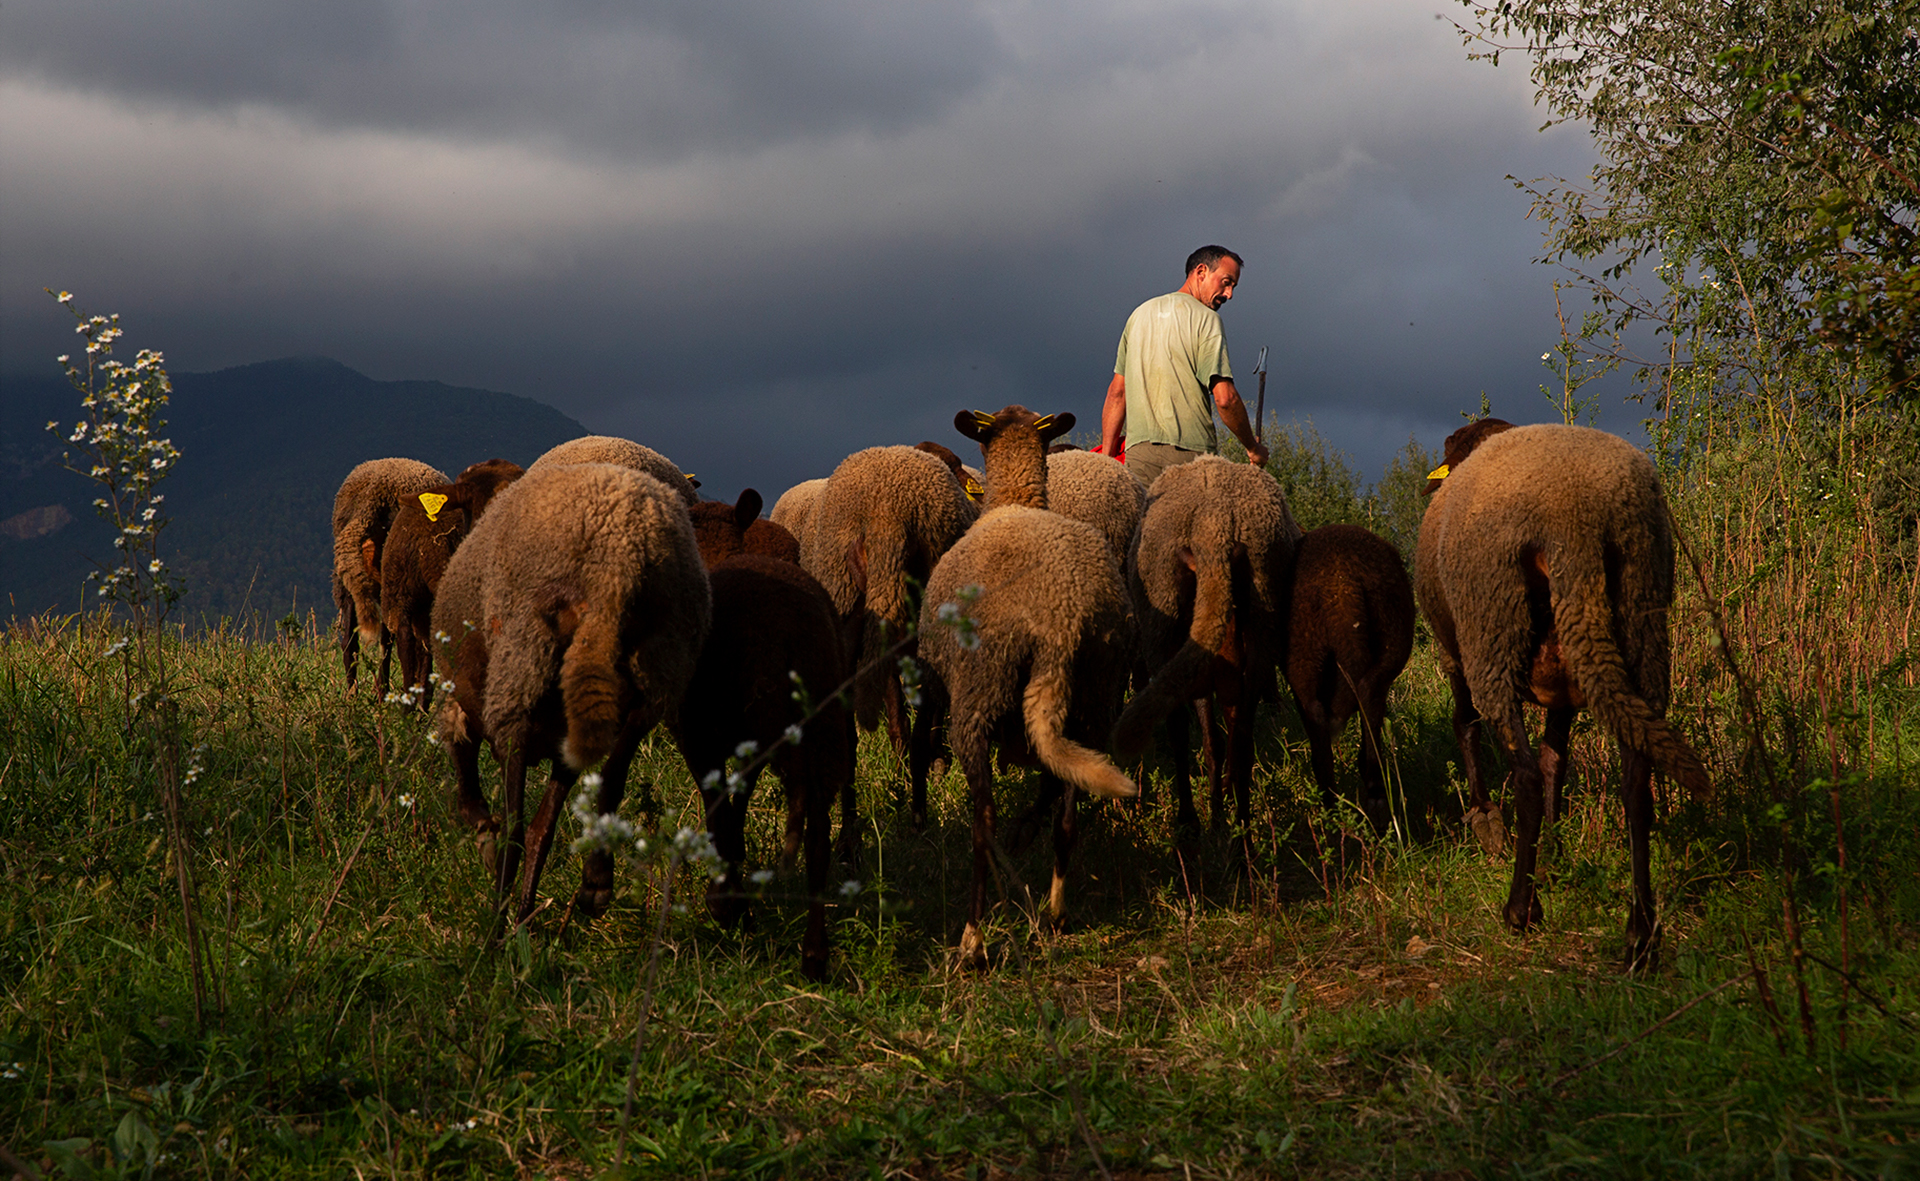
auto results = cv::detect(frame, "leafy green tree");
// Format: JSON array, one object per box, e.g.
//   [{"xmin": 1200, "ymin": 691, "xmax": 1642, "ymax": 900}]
[{"xmin": 1453, "ymin": 0, "xmax": 1920, "ymax": 402}]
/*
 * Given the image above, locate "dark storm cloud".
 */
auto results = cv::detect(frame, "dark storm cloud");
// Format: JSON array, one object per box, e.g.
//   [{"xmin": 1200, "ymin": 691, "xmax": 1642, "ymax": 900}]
[
  {"xmin": 1, "ymin": 0, "xmax": 1618, "ymax": 502},
  {"xmin": 0, "ymin": 0, "xmax": 1006, "ymax": 155}
]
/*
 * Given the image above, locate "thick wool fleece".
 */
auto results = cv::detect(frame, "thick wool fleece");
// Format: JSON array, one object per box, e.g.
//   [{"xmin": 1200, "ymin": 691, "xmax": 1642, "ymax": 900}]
[
  {"xmin": 528, "ymin": 435, "xmax": 699, "ymax": 508},
  {"xmin": 1112, "ymin": 456, "xmax": 1300, "ymax": 760},
  {"xmin": 1046, "ymin": 448, "xmax": 1145, "ymax": 566},
  {"xmin": 333, "ymin": 457, "xmax": 450, "ymax": 649},
  {"xmin": 1415, "ymin": 423, "xmax": 1708, "ymax": 796},
  {"xmin": 799, "ymin": 446, "xmax": 978, "ymax": 730},
  {"xmin": 769, "ymin": 479, "xmax": 828, "ymax": 549},
  {"xmin": 432, "ymin": 463, "xmax": 710, "ymax": 771}
]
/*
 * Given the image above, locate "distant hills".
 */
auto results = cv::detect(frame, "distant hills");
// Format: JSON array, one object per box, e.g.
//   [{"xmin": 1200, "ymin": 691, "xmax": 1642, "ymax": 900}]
[{"xmin": 1, "ymin": 357, "xmax": 588, "ymax": 628}]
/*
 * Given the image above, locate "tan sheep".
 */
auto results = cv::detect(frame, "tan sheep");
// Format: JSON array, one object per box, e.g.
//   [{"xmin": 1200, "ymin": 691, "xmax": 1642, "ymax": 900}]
[
  {"xmin": 1416, "ymin": 418, "xmax": 1708, "ymax": 968},
  {"xmin": 1046, "ymin": 448, "xmax": 1144, "ymax": 567},
  {"xmin": 332, "ymin": 457, "xmax": 450, "ymax": 696},
  {"xmin": 528, "ymin": 435, "xmax": 699, "ymax": 507},
  {"xmin": 432, "ymin": 462, "xmax": 711, "ymax": 928},
  {"xmin": 1112, "ymin": 456, "xmax": 1300, "ymax": 847},
  {"xmin": 769, "ymin": 478, "xmax": 829, "ymax": 549},
  {"xmin": 918, "ymin": 406, "xmax": 1135, "ymax": 968},
  {"xmin": 799, "ymin": 445, "xmax": 978, "ymax": 783}
]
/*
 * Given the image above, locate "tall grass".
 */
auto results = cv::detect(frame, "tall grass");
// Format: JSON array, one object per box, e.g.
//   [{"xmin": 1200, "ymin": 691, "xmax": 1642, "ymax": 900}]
[{"xmin": 2, "ymin": 411, "xmax": 1916, "ymax": 1177}]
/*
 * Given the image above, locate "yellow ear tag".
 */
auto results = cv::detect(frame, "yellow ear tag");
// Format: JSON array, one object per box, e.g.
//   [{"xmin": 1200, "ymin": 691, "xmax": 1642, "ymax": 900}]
[
  {"xmin": 971, "ymin": 411, "xmax": 996, "ymax": 429},
  {"xmin": 964, "ymin": 476, "xmax": 984, "ymax": 500},
  {"xmin": 1032, "ymin": 414, "xmax": 1056, "ymax": 431},
  {"xmin": 1426, "ymin": 464, "xmax": 1450, "ymax": 481},
  {"xmin": 419, "ymin": 492, "xmax": 449, "ymax": 522}
]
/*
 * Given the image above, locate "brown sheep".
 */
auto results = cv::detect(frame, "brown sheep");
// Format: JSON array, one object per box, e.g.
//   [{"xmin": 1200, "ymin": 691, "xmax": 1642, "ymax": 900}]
[
  {"xmin": 769, "ymin": 478, "xmax": 828, "ymax": 548},
  {"xmin": 914, "ymin": 440, "xmax": 986, "ymax": 502},
  {"xmin": 688, "ymin": 489, "xmax": 802, "ymax": 566},
  {"xmin": 1284, "ymin": 524, "xmax": 1415, "ymax": 831},
  {"xmin": 332, "ymin": 457, "xmax": 449, "ymax": 695},
  {"xmin": 672, "ymin": 550, "xmax": 855, "ymax": 981},
  {"xmin": 1046, "ymin": 448, "xmax": 1145, "ymax": 568},
  {"xmin": 432, "ymin": 463, "xmax": 711, "ymax": 927},
  {"xmin": 528, "ymin": 435, "xmax": 700, "ymax": 507},
  {"xmin": 379, "ymin": 458, "xmax": 524, "ymax": 707},
  {"xmin": 1112, "ymin": 457, "xmax": 1299, "ymax": 848},
  {"xmin": 800, "ymin": 445, "xmax": 978, "ymax": 804},
  {"xmin": 1416, "ymin": 418, "xmax": 1709, "ymax": 967},
  {"xmin": 918, "ymin": 406, "xmax": 1135, "ymax": 968}
]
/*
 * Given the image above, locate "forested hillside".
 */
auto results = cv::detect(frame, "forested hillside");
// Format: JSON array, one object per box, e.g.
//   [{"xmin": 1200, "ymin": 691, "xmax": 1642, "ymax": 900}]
[{"xmin": 0, "ymin": 358, "xmax": 587, "ymax": 626}]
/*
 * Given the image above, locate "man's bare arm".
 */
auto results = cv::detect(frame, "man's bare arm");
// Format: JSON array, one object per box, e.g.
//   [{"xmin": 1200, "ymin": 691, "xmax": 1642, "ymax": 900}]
[
  {"xmin": 1212, "ymin": 378, "xmax": 1268, "ymax": 467},
  {"xmin": 1100, "ymin": 373, "xmax": 1127, "ymax": 457}
]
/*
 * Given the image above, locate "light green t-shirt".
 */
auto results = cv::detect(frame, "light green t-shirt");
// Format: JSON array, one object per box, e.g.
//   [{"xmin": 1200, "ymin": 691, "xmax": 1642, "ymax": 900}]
[{"xmin": 1114, "ymin": 291, "xmax": 1233, "ymax": 452}]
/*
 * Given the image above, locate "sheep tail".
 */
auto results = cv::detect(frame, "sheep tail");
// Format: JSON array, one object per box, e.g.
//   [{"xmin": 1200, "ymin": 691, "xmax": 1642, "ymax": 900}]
[
  {"xmin": 1110, "ymin": 546, "xmax": 1233, "ymax": 763},
  {"xmin": 1024, "ymin": 651, "xmax": 1137, "ymax": 799},
  {"xmin": 1554, "ymin": 560, "xmax": 1710, "ymax": 800},
  {"xmin": 560, "ymin": 603, "xmax": 629, "ymax": 770}
]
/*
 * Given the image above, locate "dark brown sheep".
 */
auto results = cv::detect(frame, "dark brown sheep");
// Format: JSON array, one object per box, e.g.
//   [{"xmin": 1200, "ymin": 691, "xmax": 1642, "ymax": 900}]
[
  {"xmin": 1283, "ymin": 524, "xmax": 1415, "ymax": 831},
  {"xmin": 688, "ymin": 489, "xmax": 802, "ymax": 566},
  {"xmin": 672, "ymin": 551, "xmax": 855, "ymax": 981},
  {"xmin": 1416, "ymin": 418, "xmax": 1709, "ymax": 968},
  {"xmin": 379, "ymin": 458, "xmax": 524, "ymax": 707}
]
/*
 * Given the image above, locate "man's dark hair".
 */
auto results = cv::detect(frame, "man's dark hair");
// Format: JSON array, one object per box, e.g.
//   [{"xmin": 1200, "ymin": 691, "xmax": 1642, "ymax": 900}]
[{"xmin": 1185, "ymin": 245, "xmax": 1244, "ymax": 275}]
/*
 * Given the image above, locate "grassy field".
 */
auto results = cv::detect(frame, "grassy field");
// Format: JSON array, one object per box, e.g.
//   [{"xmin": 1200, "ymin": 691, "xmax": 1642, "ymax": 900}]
[{"xmin": 3, "ymin": 546, "xmax": 1916, "ymax": 1181}]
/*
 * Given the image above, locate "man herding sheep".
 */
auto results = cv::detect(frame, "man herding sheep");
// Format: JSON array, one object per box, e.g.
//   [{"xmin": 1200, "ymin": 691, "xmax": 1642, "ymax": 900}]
[{"xmin": 1100, "ymin": 245, "xmax": 1271, "ymax": 488}]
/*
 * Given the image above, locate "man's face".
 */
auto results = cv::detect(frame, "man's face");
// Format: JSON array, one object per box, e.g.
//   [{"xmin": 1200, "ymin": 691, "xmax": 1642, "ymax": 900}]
[{"xmin": 1190, "ymin": 257, "xmax": 1240, "ymax": 309}]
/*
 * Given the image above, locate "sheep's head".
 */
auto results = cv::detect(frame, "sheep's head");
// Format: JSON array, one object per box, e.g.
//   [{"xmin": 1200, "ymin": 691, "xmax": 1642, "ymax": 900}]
[
  {"xmin": 953, "ymin": 405, "xmax": 1075, "ymax": 449},
  {"xmin": 689, "ymin": 488, "xmax": 765, "ymax": 568},
  {"xmin": 915, "ymin": 441, "xmax": 985, "ymax": 501},
  {"xmin": 954, "ymin": 406, "xmax": 1074, "ymax": 511},
  {"xmin": 1424, "ymin": 417, "xmax": 1515, "ymax": 496},
  {"xmin": 446, "ymin": 458, "xmax": 525, "ymax": 520}
]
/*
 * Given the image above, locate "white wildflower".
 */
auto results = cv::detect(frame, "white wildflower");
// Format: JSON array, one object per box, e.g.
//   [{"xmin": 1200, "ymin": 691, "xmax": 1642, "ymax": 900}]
[
  {"xmin": 783, "ymin": 723, "xmax": 803, "ymax": 745},
  {"xmin": 734, "ymin": 739, "xmax": 759, "ymax": 761},
  {"xmin": 838, "ymin": 879, "xmax": 862, "ymax": 899},
  {"xmin": 750, "ymin": 869, "xmax": 776, "ymax": 885}
]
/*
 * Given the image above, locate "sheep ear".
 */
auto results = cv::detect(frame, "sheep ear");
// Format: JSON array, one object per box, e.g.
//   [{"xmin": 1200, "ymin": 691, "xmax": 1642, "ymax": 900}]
[
  {"xmin": 419, "ymin": 491, "xmax": 450, "ymax": 522},
  {"xmin": 734, "ymin": 488, "xmax": 763, "ymax": 532},
  {"xmin": 1035, "ymin": 412, "xmax": 1075, "ymax": 443},
  {"xmin": 955, "ymin": 410, "xmax": 992, "ymax": 441}
]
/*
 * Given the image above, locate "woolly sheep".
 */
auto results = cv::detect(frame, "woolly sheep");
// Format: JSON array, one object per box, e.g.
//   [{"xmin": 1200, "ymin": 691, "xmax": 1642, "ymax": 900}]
[
  {"xmin": 1046, "ymin": 448, "xmax": 1145, "ymax": 567},
  {"xmin": 918, "ymin": 406, "xmax": 1135, "ymax": 968},
  {"xmin": 673, "ymin": 551, "xmax": 854, "ymax": 981},
  {"xmin": 1416, "ymin": 418, "xmax": 1708, "ymax": 968},
  {"xmin": 1112, "ymin": 456, "xmax": 1300, "ymax": 846},
  {"xmin": 799, "ymin": 445, "xmax": 978, "ymax": 780},
  {"xmin": 432, "ymin": 463, "xmax": 711, "ymax": 927},
  {"xmin": 914, "ymin": 440, "xmax": 986, "ymax": 502},
  {"xmin": 1284, "ymin": 524, "xmax": 1415, "ymax": 831},
  {"xmin": 688, "ymin": 489, "xmax": 802, "ymax": 567},
  {"xmin": 769, "ymin": 478, "xmax": 828, "ymax": 548},
  {"xmin": 379, "ymin": 458, "xmax": 524, "ymax": 708},
  {"xmin": 332, "ymin": 457, "xmax": 449, "ymax": 696},
  {"xmin": 528, "ymin": 435, "xmax": 699, "ymax": 507}
]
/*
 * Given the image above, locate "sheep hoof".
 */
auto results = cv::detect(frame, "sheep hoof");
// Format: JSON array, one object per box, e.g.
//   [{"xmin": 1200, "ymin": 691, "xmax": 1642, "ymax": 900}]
[
  {"xmin": 957, "ymin": 924, "xmax": 989, "ymax": 971},
  {"xmin": 834, "ymin": 831, "xmax": 862, "ymax": 873},
  {"xmin": 1503, "ymin": 892, "xmax": 1542, "ymax": 933},
  {"xmin": 474, "ymin": 824, "xmax": 501, "ymax": 878},
  {"xmin": 573, "ymin": 886, "xmax": 614, "ymax": 920},
  {"xmin": 1466, "ymin": 805, "xmax": 1508, "ymax": 856}
]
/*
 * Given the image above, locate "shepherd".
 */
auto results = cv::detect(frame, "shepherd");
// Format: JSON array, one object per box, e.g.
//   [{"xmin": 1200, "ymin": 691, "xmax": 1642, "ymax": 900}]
[{"xmin": 1099, "ymin": 245, "xmax": 1270, "ymax": 489}]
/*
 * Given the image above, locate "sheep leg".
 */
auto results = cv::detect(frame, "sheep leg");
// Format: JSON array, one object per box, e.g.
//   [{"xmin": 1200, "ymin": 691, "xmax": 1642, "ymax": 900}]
[
  {"xmin": 376, "ymin": 628, "xmax": 395, "ymax": 699},
  {"xmin": 954, "ymin": 717, "xmax": 995, "ymax": 971},
  {"xmin": 1539, "ymin": 706, "xmax": 1575, "ymax": 823},
  {"xmin": 1298, "ymin": 690, "xmax": 1341, "ymax": 815},
  {"xmin": 339, "ymin": 598, "xmax": 360, "ymax": 690},
  {"xmin": 516, "ymin": 763, "xmax": 578, "ymax": 925},
  {"xmin": 1046, "ymin": 773, "xmax": 1078, "ymax": 929},
  {"xmin": 800, "ymin": 751, "xmax": 833, "ymax": 982},
  {"xmin": 907, "ymin": 677, "xmax": 949, "ymax": 829},
  {"xmin": 1195, "ymin": 696, "xmax": 1227, "ymax": 834},
  {"xmin": 1451, "ymin": 668, "xmax": 1507, "ymax": 854},
  {"xmin": 1165, "ymin": 707, "xmax": 1202, "ymax": 836},
  {"xmin": 701, "ymin": 765, "xmax": 759, "ymax": 930},
  {"xmin": 494, "ymin": 743, "xmax": 531, "ymax": 920},
  {"xmin": 1620, "ymin": 746, "xmax": 1659, "ymax": 971},
  {"xmin": 882, "ymin": 669, "xmax": 910, "ymax": 762},
  {"xmin": 577, "ymin": 727, "xmax": 640, "ymax": 919},
  {"xmin": 1354, "ymin": 678, "xmax": 1392, "ymax": 833},
  {"xmin": 1491, "ymin": 704, "xmax": 1546, "ymax": 933}
]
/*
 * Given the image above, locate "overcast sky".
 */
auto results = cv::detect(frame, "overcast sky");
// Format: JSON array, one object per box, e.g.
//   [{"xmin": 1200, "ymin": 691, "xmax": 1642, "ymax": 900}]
[{"xmin": 0, "ymin": 0, "xmax": 1632, "ymax": 500}]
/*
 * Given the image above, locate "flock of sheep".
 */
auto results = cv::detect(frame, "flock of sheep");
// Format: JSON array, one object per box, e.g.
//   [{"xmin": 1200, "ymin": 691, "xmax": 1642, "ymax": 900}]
[{"xmin": 330, "ymin": 408, "xmax": 1708, "ymax": 978}]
